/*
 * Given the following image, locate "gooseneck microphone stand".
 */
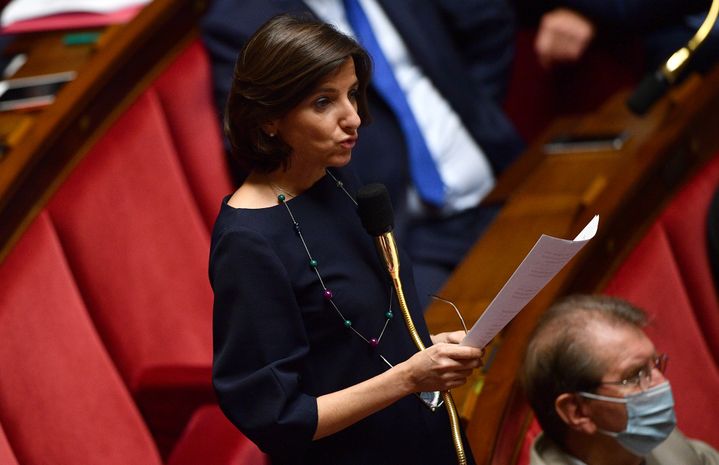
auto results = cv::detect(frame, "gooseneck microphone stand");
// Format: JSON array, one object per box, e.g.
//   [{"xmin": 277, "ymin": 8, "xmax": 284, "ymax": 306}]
[
  {"xmin": 627, "ymin": 0, "xmax": 719, "ymax": 114},
  {"xmin": 357, "ymin": 183, "xmax": 467, "ymax": 465}
]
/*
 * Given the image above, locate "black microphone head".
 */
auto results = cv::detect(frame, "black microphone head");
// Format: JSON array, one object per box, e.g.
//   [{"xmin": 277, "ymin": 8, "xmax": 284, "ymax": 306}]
[
  {"xmin": 626, "ymin": 70, "xmax": 670, "ymax": 116},
  {"xmin": 356, "ymin": 183, "xmax": 394, "ymax": 236}
]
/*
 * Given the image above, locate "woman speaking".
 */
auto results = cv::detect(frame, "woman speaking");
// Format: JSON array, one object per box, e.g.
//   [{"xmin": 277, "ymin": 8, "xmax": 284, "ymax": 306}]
[{"xmin": 209, "ymin": 14, "xmax": 483, "ymax": 465}]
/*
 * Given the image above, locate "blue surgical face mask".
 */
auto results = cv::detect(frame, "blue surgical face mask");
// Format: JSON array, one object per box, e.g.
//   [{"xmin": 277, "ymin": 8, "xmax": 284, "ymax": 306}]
[{"xmin": 578, "ymin": 381, "xmax": 677, "ymax": 456}]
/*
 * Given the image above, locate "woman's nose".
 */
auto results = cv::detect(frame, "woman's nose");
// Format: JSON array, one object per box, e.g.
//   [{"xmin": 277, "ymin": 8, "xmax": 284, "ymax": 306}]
[{"xmin": 341, "ymin": 101, "xmax": 361, "ymax": 130}]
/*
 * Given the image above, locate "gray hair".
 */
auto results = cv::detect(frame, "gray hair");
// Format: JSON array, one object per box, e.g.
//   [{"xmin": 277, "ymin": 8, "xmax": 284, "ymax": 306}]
[{"xmin": 520, "ymin": 294, "xmax": 648, "ymax": 445}]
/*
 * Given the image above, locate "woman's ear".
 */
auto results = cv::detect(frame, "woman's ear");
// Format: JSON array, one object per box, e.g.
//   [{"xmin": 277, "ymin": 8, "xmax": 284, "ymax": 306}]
[
  {"xmin": 555, "ymin": 393, "xmax": 597, "ymax": 434},
  {"xmin": 261, "ymin": 121, "xmax": 278, "ymax": 138}
]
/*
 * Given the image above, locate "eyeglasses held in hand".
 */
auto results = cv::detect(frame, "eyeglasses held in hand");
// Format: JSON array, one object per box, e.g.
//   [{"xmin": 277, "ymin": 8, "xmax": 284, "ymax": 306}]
[{"xmin": 429, "ymin": 294, "xmax": 468, "ymax": 335}]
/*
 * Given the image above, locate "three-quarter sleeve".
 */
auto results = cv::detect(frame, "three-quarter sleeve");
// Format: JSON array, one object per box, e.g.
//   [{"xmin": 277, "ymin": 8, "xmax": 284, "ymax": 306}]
[{"xmin": 210, "ymin": 227, "xmax": 318, "ymax": 458}]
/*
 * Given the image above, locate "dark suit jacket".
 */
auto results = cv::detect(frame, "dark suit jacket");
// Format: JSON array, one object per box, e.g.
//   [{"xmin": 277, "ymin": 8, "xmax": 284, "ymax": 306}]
[
  {"xmin": 545, "ymin": 0, "xmax": 708, "ymax": 30},
  {"xmin": 201, "ymin": 0, "xmax": 524, "ymax": 287}
]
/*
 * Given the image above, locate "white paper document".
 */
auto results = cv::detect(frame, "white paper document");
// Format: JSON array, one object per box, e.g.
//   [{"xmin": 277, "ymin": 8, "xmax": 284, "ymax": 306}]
[
  {"xmin": 1, "ymin": 0, "xmax": 151, "ymax": 27},
  {"xmin": 461, "ymin": 215, "xmax": 599, "ymax": 348}
]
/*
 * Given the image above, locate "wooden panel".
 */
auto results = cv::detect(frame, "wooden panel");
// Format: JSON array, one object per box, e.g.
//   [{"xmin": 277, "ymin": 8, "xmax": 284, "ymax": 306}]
[{"xmin": 0, "ymin": 0, "xmax": 209, "ymax": 263}]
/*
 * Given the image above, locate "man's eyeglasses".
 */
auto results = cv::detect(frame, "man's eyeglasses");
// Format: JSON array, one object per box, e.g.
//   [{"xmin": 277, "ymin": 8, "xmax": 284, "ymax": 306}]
[{"xmin": 598, "ymin": 353, "xmax": 669, "ymax": 390}]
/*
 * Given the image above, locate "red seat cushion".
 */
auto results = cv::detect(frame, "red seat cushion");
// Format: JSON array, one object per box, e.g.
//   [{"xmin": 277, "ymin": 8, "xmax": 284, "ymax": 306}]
[
  {"xmin": 168, "ymin": 404, "xmax": 269, "ymax": 465},
  {"xmin": 0, "ymin": 212, "xmax": 162, "ymax": 465},
  {"xmin": 605, "ymin": 224, "xmax": 719, "ymax": 448}
]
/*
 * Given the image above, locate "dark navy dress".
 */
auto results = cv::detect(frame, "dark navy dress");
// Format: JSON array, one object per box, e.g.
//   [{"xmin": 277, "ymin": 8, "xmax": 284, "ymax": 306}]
[{"xmin": 209, "ymin": 167, "xmax": 475, "ymax": 465}]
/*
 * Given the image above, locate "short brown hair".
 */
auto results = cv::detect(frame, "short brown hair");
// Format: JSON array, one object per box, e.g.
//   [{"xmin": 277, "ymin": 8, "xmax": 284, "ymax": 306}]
[
  {"xmin": 225, "ymin": 14, "xmax": 372, "ymax": 173},
  {"xmin": 521, "ymin": 294, "xmax": 648, "ymax": 446}
]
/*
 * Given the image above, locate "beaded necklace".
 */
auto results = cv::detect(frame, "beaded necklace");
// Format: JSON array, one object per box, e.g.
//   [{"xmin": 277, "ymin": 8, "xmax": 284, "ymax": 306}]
[
  {"xmin": 270, "ymin": 169, "xmax": 443, "ymax": 411},
  {"xmin": 271, "ymin": 169, "xmax": 395, "ymax": 351}
]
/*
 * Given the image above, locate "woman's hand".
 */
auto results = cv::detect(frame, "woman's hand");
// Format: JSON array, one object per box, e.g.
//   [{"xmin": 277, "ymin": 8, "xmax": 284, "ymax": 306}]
[
  {"xmin": 398, "ymin": 343, "xmax": 484, "ymax": 393},
  {"xmin": 430, "ymin": 330, "xmax": 466, "ymax": 345},
  {"xmin": 313, "ymin": 336, "xmax": 483, "ymax": 440}
]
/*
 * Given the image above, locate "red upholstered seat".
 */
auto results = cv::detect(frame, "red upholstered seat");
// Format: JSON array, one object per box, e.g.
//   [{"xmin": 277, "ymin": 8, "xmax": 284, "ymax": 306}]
[
  {"xmin": 604, "ymin": 223, "xmax": 719, "ymax": 448},
  {"xmin": 168, "ymin": 405, "xmax": 270, "ymax": 465},
  {"xmin": 47, "ymin": 85, "xmax": 216, "ymax": 453},
  {"xmin": 153, "ymin": 41, "xmax": 234, "ymax": 230},
  {"xmin": 603, "ymin": 154, "xmax": 719, "ymax": 449},
  {"xmin": 0, "ymin": 212, "xmax": 164, "ymax": 465},
  {"xmin": 0, "ymin": 212, "xmax": 267, "ymax": 464},
  {"xmin": 515, "ymin": 418, "xmax": 542, "ymax": 465},
  {"xmin": 0, "ymin": 424, "xmax": 19, "ymax": 465},
  {"xmin": 653, "ymin": 155, "xmax": 719, "ymax": 363}
]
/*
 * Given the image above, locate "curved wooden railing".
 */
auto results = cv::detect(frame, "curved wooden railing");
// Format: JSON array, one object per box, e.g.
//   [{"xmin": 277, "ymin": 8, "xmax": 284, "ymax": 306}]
[{"xmin": 0, "ymin": 0, "xmax": 209, "ymax": 263}]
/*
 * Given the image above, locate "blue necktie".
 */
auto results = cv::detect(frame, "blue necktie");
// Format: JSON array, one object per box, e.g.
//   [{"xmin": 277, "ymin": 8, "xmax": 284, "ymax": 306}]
[{"xmin": 343, "ymin": 0, "xmax": 445, "ymax": 207}]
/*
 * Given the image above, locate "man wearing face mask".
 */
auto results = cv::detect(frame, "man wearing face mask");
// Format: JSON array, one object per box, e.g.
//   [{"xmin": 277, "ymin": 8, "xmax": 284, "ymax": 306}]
[{"xmin": 521, "ymin": 294, "xmax": 719, "ymax": 465}]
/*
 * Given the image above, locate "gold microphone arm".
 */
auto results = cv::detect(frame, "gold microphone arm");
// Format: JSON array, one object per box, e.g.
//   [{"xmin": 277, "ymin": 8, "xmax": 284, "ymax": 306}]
[
  {"xmin": 662, "ymin": 0, "xmax": 719, "ymax": 82},
  {"xmin": 375, "ymin": 232, "xmax": 467, "ymax": 465}
]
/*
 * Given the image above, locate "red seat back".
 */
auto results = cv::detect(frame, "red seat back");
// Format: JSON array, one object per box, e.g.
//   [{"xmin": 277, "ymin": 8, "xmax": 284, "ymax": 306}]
[
  {"xmin": 153, "ymin": 40, "xmax": 234, "ymax": 229},
  {"xmin": 605, "ymin": 224, "xmax": 719, "ymax": 447},
  {"xmin": 0, "ymin": 424, "xmax": 19, "ymax": 465},
  {"xmin": 47, "ymin": 88, "xmax": 214, "ymax": 393},
  {"xmin": 47, "ymin": 84, "xmax": 217, "ymax": 454},
  {"xmin": 0, "ymin": 212, "xmax": 163, "ymax": 465},
  {"xmin": 168, "ymin": 405, "xmax": 270, "ymax": 465},
  {"xmin": 653, "ymin": 156, "xmax": 719, "ymax": 362},
  {"xmin": 515, "ymin": 418, "xmax": 542, "ymax": 465}
]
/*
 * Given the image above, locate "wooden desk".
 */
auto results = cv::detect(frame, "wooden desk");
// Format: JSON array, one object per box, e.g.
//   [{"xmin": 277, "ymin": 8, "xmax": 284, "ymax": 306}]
[
  {"xmin": 425, "ymin": 67, "xmax": 719, "ymax": 464},
  {"xmin": 0, "ymin": 0, "xmax": 207, "ymax": 263}
]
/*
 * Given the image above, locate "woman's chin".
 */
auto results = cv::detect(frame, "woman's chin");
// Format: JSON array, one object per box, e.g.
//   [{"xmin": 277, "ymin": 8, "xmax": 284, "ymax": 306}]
[{"xmin": 328, "ymin": 152, "xmax": 352, "ymax": 168}]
